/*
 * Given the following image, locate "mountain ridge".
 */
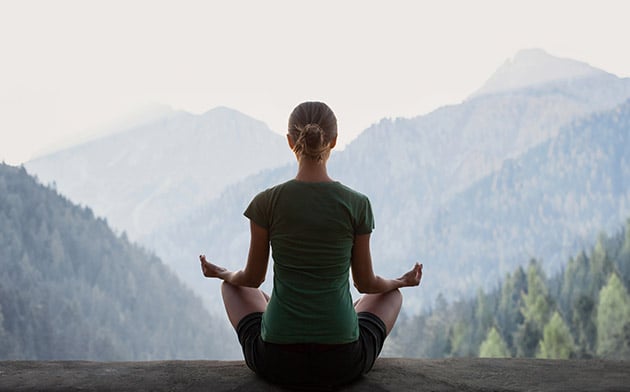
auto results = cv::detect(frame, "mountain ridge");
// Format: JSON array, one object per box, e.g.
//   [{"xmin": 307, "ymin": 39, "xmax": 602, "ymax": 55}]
[
  {"xmin": 0, "ymin": 163, "xmax": 237, "ymax": 360},
  {"xmin": 470, "ymin": 48, "xmax": 611, "ymax": 98},
  {"xmin": 25, "ymin": 107, "xmax": 294, "ymax": 239},
  {"xmin": 417, "ymin": 99, "xmax": 630, "ymax": 296}
]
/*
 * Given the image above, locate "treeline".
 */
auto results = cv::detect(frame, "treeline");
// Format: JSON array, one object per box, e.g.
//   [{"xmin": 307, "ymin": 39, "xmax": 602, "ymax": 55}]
[
  {"xmin": 0, "ymin": 164, "xmax": 237, "ymax": 360},
  {"xmin": 389, "ymin": 219, "xmax": 630, "ymax": 359}
]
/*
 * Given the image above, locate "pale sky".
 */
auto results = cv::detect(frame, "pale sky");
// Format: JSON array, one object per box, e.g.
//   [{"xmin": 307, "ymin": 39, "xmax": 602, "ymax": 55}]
[{"xmin": 1, "ymin": 0, "xmax": 629, "ymax": 164}]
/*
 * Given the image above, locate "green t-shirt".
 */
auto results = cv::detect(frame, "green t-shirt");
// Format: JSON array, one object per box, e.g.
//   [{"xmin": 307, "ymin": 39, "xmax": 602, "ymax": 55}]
[{"xmin": 244, "ymin": 179, "xmax": 375, "ymax": 344}]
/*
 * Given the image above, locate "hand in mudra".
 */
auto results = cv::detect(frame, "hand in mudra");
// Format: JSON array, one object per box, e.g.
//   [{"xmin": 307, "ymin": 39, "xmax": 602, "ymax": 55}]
[
  {"xmin": 397, "ymin": 262, "xmax": 423, "ymax": 287},
  {"xmin": 199, "ymin": 254, "xmax": 227, "ymax": 278}
]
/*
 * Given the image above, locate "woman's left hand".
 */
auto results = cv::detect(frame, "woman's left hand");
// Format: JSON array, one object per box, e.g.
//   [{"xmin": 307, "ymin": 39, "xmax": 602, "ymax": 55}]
[
  {"xmin": 199, "ymin": 254, "xmax": 227, "ymax": 278},
  {"xmin": 397, "ymin": 262, "xmax": 423, "ymax": 288}
]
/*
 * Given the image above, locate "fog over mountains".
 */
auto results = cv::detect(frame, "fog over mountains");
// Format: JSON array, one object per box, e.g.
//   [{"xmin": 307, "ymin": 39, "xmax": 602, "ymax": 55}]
[
  {"xmin": 26, "ymin": 49, "xmax": 630, "ymax": 314},
  {"xmin": 26, "ymin": 107, "xmax": 294, "ymax": 239}
]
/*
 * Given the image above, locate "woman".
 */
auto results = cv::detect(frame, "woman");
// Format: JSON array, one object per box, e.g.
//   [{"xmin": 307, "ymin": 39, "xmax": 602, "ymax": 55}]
[{"xmin": 199, "ymin": 101, "xmax": 422, "ymax": 389}]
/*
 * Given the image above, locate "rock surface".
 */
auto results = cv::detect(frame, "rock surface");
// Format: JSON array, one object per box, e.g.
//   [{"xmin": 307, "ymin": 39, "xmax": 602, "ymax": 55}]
[{"xmin": 1, "ymin": 358, "xmax": 628, "ymax": 391}]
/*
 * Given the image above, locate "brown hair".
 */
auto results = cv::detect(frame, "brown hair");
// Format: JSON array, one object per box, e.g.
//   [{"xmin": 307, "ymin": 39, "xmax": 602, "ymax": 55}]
[{"xmin": 288, "ymin": 101, "xmax": 338, "ymax": 162}]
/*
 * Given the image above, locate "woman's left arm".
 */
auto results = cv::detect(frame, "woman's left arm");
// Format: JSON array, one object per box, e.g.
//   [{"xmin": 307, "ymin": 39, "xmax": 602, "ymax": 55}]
[
  {"xmin": 351, "ymin": 233, "xmax": 422, "ymax": 293},
  {"xmin": 200, "ymin": 220, "xmax": 270, "ymax": 287}
]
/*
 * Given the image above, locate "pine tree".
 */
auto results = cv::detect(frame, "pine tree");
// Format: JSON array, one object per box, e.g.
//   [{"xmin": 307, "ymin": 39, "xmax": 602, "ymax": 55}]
[
  {"xmin": 474, "ymin": 289, "xmax": 494, "ymax": 345},
  {"xmin": 596, "ymin": 272, "xmax": 630, "ymax": 358},
  {"xmin": 537, "ymin": 311, "xmax": 575, "ymax": 359},
  {"xmin": 479, "ymin": 327, "xmax": 511, "ymax": 358},
  {"xmin": 589, "ymin": 234, "xmax": 614, "ymax": 295},
  {"xmin": 521, "ymin": 260, "xmax": 552, "ymax": 329},
  {"xmin": 560, "ymin": 251, "xmax": 590, "ymax": 322},
  {"xmin": 496, "ymin": 267, "xmax": 526, "ymax": 351},
  {"xmin": 618, "ymin": 219, "xmax": 630, "ymax": 287},
  {"xmin": 448, "ymin": 319, "xmax": 475, "ymax": 357},
  {"xmin": 515, "ymin": 259, "xmax": 553, "ymax": 357},
  {"xmin": 423, "ymin": 294, "xmax": 452, "ymax": 358},
  {"xmin": 0, "ymin": 304, "xmax": 9, "ymax": 357},
  {"xmin": 572, "ymin": 295, "xmax": 596, "ymax": 358}
]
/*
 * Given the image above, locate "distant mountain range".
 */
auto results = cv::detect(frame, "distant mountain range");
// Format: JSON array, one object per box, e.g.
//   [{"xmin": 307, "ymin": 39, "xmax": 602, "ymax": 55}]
[
  {"xmin": 26, "ymin": 107, "xmax": 294, "ymax": 239},
  {"xmin": 26, "ymin": 49, "xmax": 630, "ymax": 313}
]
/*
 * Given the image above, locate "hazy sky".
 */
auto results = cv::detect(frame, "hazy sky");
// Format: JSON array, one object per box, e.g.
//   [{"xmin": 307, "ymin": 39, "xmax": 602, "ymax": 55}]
[{"xmin": 1, "ymin": 0, "xmax": 629, "ymax": 164}]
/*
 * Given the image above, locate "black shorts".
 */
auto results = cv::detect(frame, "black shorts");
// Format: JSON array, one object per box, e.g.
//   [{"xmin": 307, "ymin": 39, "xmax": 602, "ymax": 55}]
[{"xmin": 236, "ymin": 312, "xmax": 387, "ymax": 389}]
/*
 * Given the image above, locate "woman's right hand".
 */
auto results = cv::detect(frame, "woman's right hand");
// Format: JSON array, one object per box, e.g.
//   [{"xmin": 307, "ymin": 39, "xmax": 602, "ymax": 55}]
[
  {"xmin": 199, "ymin": 254, "xmax": 227, "ymax": 278},
  {"xmin": 397, "ymin": 262, "xmax": 423, "ymax": 288}
]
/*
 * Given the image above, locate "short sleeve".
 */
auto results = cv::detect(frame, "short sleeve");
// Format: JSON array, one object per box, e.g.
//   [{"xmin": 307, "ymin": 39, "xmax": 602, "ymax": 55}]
[
  {"xmin": 354, "ymin": 196, "xmax": 375, "ymax": 235},
  {"xmin": 244, "ymin": 190, "xmax": 271, "ymax": 229}
]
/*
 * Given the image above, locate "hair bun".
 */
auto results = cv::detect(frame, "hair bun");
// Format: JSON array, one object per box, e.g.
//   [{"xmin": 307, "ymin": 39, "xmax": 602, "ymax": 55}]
[
  {"xmin": 288, "ymin": 102, "xmax": 338, "ymax": 162},
  {"xmin": 302, "ymin": 123, "xmax": 323, "ymax": 133},
  {"xmin": 293, "ymin": 123, "xmax": 328, "ymax": 161},
  {"xmin": 302, "ymin": 123, "xmax": 325, "ymax": 148},
  {"xmin": 302, "ymin": 123, "xmax": 324, "ymax": 142}
]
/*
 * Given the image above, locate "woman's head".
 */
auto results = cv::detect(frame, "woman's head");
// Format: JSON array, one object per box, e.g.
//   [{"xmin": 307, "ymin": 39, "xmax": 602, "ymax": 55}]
[{"xmin": 288, "ymin": 101, "xmax": 338, "ymax": 163}]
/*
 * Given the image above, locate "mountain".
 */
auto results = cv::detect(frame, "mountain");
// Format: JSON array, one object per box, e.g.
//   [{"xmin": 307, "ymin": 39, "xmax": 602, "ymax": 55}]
[
  {"xmin": 25, "ymin": 107, "xmax": 294, "ymax": 239},
  {"xmin": 144, "ymin": 50, "xmax": 630, "ymax": 313},
  {"xmin": 419, "ymin": 99, "xmax": 630, "ymax": 294},
  {"xmin": 0, "ymin": 163, "xmax": 238, "ymax": 360},
  {"xmin": 471, "ymin": 48, "xmax": 609, "ymax": 98},
  {"xmin": 333, "ymin": 73, "xmax": 630, "ymax": 263}
]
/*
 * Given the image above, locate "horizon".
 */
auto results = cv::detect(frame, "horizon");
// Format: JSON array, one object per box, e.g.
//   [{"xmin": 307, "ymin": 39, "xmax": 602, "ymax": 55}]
[{"xmin": 2, "ymin": 0, "xmax": 630, "ymax": 164}]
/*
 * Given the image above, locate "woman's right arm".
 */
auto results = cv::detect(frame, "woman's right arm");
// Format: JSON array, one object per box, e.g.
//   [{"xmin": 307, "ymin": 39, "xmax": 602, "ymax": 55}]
[
  {"xmin": 200, "ymin": 220, "xmax": 270, "ymax": 288},
  {"xmin": 350, "ymin": 233, "xmax": 422, "ymax": 293}
]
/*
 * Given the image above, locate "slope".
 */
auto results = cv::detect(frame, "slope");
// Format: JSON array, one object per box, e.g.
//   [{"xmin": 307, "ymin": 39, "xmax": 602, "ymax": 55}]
[
  {"xmin": 0, "ymin": 163, "xmax": 237, "ymax": 360},
  {"xmin": 419, "ymin": 99, "xmax": 630, "ymax": 297},
  {"xmin": 25, "ymin": 107, "xmax": 294, "ymax": 239}
]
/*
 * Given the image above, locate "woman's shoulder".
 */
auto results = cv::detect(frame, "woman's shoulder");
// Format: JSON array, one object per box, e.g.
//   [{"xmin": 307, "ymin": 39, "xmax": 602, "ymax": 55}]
[
  {"xmin": 334, "ymin": 181, "xmax": 371, "ymax": 201},
  {"xmin": 264, "ymin": 179, "xmax": 296, "ymax": 193},
  {"xmin": 251, "ymin": 179, "xmax": 295, "ymax": 200}
]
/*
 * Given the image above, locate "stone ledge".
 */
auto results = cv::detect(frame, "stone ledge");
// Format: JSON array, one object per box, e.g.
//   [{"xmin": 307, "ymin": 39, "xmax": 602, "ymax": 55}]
[{"xmin": 1, "ymin": 358, "xmax": 628, "ymax": 391}]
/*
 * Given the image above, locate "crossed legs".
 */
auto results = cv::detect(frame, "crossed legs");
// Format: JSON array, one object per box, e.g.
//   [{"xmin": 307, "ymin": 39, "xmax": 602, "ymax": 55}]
[
  {"xmin": 221, "ymin": 282, "xmax": 403, "ymax": 335},
  {"xmin": 221, "ymin": 282, "xmax": 269, "ymax": 329},
  {"xmin": 353, "ymin": 289, "xmax": 402, "ymax": 335}
]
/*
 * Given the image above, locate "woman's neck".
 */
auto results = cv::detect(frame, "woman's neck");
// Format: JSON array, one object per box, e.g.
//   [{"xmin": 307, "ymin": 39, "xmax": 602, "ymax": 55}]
[{"xmin": 294, "ymin": 158, "xmax": 333, "ymax": 182}]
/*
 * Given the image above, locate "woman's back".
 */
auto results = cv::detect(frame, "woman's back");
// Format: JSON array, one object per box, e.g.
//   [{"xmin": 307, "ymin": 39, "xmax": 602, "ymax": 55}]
[{"xmin": 245, "ymin": 179, "xmax": 374, "ymax": 344}]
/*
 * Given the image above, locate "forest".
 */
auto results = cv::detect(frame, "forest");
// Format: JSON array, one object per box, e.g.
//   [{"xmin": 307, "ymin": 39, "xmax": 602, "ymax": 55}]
[
  {"xmin": 0, "ymin": 163, "xmax": 236, "ymax": 360},
  {"xmin": 388, "ymin": 219, "xmax": 630, "ymax": 360}
]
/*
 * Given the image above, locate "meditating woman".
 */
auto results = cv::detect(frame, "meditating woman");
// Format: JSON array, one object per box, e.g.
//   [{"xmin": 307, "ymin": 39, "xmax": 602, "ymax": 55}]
[{"xmin": 199, "ymin": 101, "xmax": 422, "ymax": 389}]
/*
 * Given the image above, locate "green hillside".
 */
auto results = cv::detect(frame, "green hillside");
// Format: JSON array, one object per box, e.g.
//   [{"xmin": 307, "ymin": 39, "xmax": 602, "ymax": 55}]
[
  {"xmin": 0, "ymin": 164, "xmax": 236, "ymax": 360},
  {"xmin": 389, "ymin": 218, "xmax": 630, "ymax": 359}
]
